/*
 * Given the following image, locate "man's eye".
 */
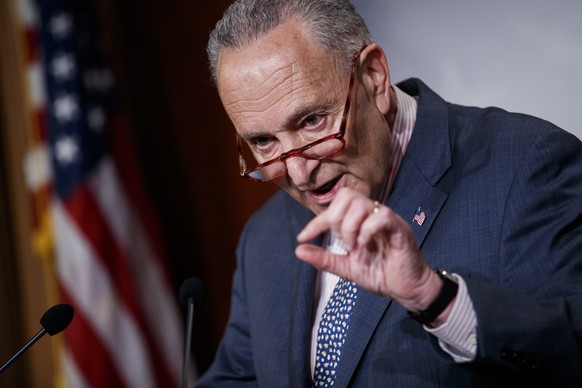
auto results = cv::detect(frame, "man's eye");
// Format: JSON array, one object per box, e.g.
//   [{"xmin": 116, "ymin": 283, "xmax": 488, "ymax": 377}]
[
  {"xmin": 304, "ymin": 114, "xmax": 323, "ymax": 128},
  {"xmin": 250, "ymin": 136, "xmax": 273, "ymax": 148}
]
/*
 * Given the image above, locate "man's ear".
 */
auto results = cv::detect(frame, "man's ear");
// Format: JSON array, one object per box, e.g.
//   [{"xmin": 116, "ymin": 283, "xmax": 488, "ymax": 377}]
[{"xmin": 359, "ymin": 44, "xmax": 391, "ymax": 115}]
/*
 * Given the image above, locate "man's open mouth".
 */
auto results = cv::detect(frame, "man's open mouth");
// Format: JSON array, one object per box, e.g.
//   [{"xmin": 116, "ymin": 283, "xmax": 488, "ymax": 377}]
[{"xmin": 311, "ymin": 176, "xmax": 342, "ymax": 195}]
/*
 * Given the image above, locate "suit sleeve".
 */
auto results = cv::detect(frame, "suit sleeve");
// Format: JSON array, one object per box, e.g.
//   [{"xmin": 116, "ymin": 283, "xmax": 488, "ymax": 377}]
[
  {"xmin": 195, "ymin": 224, "xmax": 258, "ymax": 387},
  {"xmin": 465, "ymin": 127, "xmax": 582, "ymax": 384}
]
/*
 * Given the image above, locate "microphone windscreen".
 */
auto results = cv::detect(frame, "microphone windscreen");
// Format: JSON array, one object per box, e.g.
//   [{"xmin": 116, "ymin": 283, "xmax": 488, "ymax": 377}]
[
  {"xmin": 179, "ymin": 277, "xmax": 205, "ymax": 308},
  {"xmin": 40, "ymin": 304, "xmax": 74, "ymax": 336}
]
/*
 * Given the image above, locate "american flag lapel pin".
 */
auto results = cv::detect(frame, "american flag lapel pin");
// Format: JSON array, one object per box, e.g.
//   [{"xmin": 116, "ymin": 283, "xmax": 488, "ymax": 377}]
[{"xmin": 413, "ymin": 207, "xmax": 426, "ymax": 226}]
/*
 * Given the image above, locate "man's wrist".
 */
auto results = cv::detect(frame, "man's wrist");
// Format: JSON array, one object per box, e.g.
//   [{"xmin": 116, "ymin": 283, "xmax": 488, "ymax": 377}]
[{"xmin": 407, "ymin": 268, "xmax": 459, "ymax": 325}]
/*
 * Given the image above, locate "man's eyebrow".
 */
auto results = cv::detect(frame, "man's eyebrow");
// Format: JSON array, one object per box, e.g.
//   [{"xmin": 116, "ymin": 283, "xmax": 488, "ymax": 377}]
[
  {"xmin": 282, "ymin": 100, "xmax": 333, "ymax": 128},
  {"xmin": 238, "ymin": 131, "xmax": 270, "ymax": 142},
  {"xmin": 238, "ymin": 100, "xmax": 334, "ymax": 141},
  {"xmin": 283, "ymin": 106, "xmax": 314, "ymax": 127}
]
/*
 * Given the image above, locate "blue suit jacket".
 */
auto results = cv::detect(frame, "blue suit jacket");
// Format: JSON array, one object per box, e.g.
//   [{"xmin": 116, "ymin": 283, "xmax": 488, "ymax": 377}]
[{"xmin": 197, "ymin": 79, "xmax": 582, "ymax": 387}]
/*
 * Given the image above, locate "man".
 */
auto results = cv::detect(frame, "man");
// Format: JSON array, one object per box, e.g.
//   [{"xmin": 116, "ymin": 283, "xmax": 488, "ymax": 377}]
[{"xmin": 197, "ymin": 0, "xmax": 582, "ymax": 386}]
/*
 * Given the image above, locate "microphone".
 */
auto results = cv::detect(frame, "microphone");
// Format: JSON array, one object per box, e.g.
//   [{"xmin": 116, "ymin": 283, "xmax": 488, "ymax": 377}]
[
  {"xmin": 179, "ymin": 277, "xmax": 205, "ymax": 388},
  {"xmin": 0, "ymin": 303, "xmax": 74, "ymax": 374}
]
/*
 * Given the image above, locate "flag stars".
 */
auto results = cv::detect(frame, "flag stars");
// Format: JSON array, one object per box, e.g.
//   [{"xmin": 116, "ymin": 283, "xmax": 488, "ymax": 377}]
[
  {"xmin": 52, "ymin": 53, "xmax": 76, "ymax": 81},
  {"xmin": 53, "ymin": 94, "xmax": 78, "ymax": 123},
  {"xmin": 49, "ymin": 12, "xmax": 72, "ymax": 39},
  {"xmin": 54, "ymin": 135, "xmax": 79, "ymax": 165}
]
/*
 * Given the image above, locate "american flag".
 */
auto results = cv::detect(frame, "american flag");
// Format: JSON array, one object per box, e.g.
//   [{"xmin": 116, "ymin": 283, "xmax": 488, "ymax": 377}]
[
  {"xmin": 18, "ymin": 0, "xmax": 187, "ymax": 386},
  {"xmin": 413, "ymin": 207, "xmax": 426, "ymax": 226}
]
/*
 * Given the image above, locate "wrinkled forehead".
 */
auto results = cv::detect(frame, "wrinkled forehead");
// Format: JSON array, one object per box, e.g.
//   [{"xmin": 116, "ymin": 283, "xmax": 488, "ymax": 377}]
[{"xmin": 216, "ymin": 21, "xmax": 344, "ymax": 108}]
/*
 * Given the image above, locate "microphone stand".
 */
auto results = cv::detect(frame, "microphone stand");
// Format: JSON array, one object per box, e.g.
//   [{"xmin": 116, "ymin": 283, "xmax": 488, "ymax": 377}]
[
  {"xmin": 180, "ymin": 297, "xmax": 195, "ymax": 388},
  {"xmin": 0, "ymin": 328, "xmax": 46, "ymax": 374}
]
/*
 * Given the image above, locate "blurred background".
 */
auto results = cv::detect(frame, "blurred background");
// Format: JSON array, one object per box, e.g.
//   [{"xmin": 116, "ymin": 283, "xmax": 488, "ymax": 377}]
[
  {"xmin": 353, "ymin": 0, "xmax": 582, "ymax": 140},
  {"xmin": 0, "ymin": 0, "xmax": 580, "ymax": 387}
]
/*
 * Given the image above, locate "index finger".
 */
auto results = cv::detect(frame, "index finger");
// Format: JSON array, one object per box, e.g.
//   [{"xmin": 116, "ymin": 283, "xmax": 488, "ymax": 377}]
[{"xmin": 297, "ymin": 212, "xmax": 331, "ymax": 243}]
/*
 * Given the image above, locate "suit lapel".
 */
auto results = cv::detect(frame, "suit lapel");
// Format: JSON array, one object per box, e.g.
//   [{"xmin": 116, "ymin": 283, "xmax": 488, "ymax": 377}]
[
  {"xmin": 334, "ymin": 289, "xmax": 391, "ymax": 386},
  {"xmin": 334, "ymin": 162, "xmax": 448, "ymax": 386},
  {"xmin": 391, "ymin": 78, "xmax": 452, "ymax": 248},
  {"xmin": 334, "ymin": 79, "xmax": 452, "ymax": 385},
  {"xmin": 288, "ymin": 259, "xmax": 317, "ymax": 386},
  {"xmin": 287, "ymin": 203, "xmax": 318, "ymax": 386},
  {"xmin": 388, "ymin": 158, "xmax": 448, "ymax": 248}
]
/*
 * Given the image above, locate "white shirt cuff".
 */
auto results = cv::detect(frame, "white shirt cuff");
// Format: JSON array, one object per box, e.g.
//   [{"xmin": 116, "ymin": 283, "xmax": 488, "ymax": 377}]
[{"xmin": 424, "ymin": 274, "xmax": 477, "ymax": 362}]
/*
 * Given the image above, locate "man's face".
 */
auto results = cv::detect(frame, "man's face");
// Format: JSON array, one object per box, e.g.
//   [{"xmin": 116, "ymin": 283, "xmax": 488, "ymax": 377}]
[{"xmin": 217, "ymin": 21, "xmax": 392, "ymax": 215}]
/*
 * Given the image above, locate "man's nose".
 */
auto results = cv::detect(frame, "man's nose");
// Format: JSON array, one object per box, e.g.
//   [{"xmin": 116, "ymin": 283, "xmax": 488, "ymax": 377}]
[{"xmin": 284, "ymin": 155, "xmax": 319, "ymax": 187}]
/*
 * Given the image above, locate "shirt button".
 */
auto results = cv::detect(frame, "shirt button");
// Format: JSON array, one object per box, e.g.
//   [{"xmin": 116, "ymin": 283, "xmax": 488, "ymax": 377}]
[{"xmin": 467, "ymin": 333, "xmax": 477, "ymax": 345}]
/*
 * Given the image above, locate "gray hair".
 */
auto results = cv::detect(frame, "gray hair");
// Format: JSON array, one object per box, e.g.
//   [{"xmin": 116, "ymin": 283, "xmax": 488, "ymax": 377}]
[{"xmin": 207, "ymin": 0, "xmax": 372, "ymax": 84}]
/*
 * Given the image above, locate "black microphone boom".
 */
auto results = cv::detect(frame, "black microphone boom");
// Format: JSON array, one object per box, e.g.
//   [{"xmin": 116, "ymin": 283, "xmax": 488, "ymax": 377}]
[
  {"xmin": 179, "ymin": 277, "xmax": 205, "ymax": 388},
  {"xmin": 0, "ymin": 303, "xmax": 74, "ymax": 374}
]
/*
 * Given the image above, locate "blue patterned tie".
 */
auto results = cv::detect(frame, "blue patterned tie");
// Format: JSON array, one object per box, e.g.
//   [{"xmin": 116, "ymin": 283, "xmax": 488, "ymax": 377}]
[{"xmin": 313, "ymin": 278, "xmax": 358, "ymax": 387}]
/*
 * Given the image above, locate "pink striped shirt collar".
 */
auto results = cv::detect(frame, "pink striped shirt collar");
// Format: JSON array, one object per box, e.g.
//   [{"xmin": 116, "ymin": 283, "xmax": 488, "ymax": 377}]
[{"xmin": 379, "ymin": 85, "xmax": 418, "ymax": 202}]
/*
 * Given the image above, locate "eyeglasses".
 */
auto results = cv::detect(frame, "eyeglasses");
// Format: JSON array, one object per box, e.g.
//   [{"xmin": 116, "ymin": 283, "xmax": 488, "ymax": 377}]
[{"xmin": 236, "ymin": 50, "xmax": 360, "ymax": 182}]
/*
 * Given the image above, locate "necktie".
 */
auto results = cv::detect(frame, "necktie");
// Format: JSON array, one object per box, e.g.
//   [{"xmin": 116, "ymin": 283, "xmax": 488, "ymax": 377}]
[{"xmin": 313, "ymin": 278, "xmax": 358, "ymax": 387}]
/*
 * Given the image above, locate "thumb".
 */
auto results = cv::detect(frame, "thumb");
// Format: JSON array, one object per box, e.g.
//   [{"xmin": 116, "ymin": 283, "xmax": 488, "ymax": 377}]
[
  {"xmin": 295, "ymin": 243, "xmax": 349, "ymax": 276},
  {"xmin": 295, "ymin": 243, "xmax": 326, "ymax": 268}
]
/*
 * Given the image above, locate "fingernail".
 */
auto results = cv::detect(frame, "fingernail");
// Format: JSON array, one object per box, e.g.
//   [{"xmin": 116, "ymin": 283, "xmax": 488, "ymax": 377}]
[{"xmin": 297, "ymin": 230, "xmax": 306, "ymax": 241}]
